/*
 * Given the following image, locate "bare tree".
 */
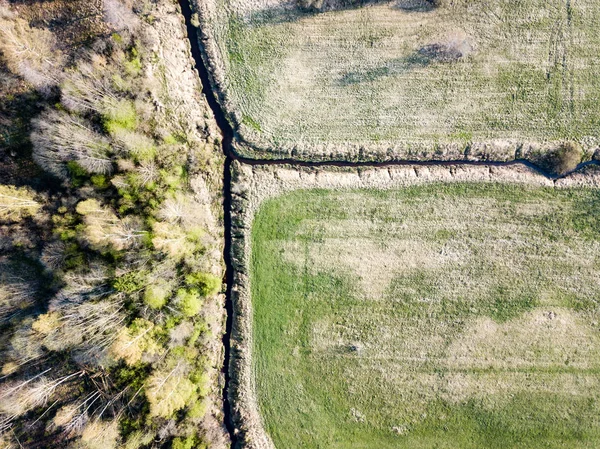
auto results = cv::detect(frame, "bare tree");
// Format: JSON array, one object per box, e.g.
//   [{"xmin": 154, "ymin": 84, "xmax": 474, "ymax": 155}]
[
  {"xmin": 0, "ymin": 185, "xmax": 40, "ymax": 221},
  {"xmin": 102, "ymin": 0, "xmax": 140, "ymax": 34},
  {"xmin": 0, "ymin": 370, "xmax": 83, "ymax": 432},
  {"xmin": 31, "ymin": 110, "xmax": 113, "ymax": 179},
  {"xmin": 46, "ymin": 295, "xmax": 127, "ymax": 360},
  {"xmin": 77, "ymin": 418, "xmax": 119, "ymax": 449},
  {"xmin": 40, "ymin": 240, "xmax": 68, "ymax": 271},
  {"xmin": 60, "ymin": 56, "xmax": 122, "ymax": 115},
  {"xmin": 0, "ymin": 257, "xmax": 42, "ymax": 325},
  {"xmin": 0, "ymin": 5, "xmax": 65, "ymax": 94},
  {"xmin": 76, "ymin": 199, "xmax": 146, "ymax": 251}
]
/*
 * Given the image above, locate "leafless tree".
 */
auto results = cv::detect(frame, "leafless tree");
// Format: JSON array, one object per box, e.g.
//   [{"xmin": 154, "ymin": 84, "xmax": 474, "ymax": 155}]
[
  {"xmin": 0, "ymin": 185, "xmax": 40, "ymax": 221},
  {"xmin": 60, "ymin": 56, "xmax": 121, "ymax": 114},
  {"xmin": 0, "ymin": 370, "xmax": 83, "ymax": 432},
  {"xmin": 0, "ymin": 5, "xmax": 65, "ymax": 94},
  {"xmin": 76, "ymin": 199, "xmax": 146, "ymax": 251},
  {"xmin": 31, "ymin": 110, "xmax": 113, "ymax": 179},
  {"xmin": 102, "ymin": 0, "xmax": 140, "ymax": 34}
]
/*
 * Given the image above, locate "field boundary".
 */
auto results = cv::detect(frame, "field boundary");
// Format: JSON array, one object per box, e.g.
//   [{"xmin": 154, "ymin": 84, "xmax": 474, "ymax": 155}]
[{"xmin": 227, "ymin": 161, "xmax": 600, "ymax": 448}]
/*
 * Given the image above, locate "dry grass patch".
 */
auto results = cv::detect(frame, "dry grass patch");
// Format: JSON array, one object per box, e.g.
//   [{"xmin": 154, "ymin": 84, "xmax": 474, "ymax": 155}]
[{"xmin": 201, "ymin": 0, "xmax": 600, "ymax": 160}]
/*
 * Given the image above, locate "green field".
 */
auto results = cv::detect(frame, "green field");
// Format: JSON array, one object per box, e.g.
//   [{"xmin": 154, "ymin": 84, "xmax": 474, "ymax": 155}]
[
  {"xmin": 208, "ymin": 0, "xmax": 600, "ymax": 155},
  {"xmin": 251, "ymin": 183, "xmax": 600, "ymax": 448}
]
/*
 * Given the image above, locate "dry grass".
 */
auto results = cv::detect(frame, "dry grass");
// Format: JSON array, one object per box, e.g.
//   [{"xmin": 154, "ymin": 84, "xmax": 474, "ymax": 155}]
[{"xmin": 203, "ymin": 0, "xmax": 600, "ymax": 160}]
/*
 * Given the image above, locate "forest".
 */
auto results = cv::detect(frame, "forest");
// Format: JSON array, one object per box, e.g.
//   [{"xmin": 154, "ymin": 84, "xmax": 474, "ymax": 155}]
[{"xmin": 0, "ymin": 0, "xmax": 227, "ymax": 447}]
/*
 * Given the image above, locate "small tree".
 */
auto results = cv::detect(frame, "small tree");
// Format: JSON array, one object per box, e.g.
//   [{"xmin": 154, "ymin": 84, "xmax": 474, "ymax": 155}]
[
  {"xmin": 109, "ymin": 318, "xmax": 160, "ymax": 366},
  {"xmin": 176, "ymin": 289, "xmax": 202, "ymax": 317},
  {"xmin": 0, "ymin": 185, "xmax": 40, "ymax": 221},
  {"xmin": 145, "ymin": 363, "xmax": 196, "ymax": 418},
  {"xmin": 143, "ymin": 282, "xmax": 171, "ymax": 309}
]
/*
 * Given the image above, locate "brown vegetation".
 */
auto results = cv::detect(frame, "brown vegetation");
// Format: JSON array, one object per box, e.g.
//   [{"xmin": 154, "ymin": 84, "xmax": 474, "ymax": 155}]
[{"xmin": 538, "ymin": 141, "xmax": 583, "ymax": 176}]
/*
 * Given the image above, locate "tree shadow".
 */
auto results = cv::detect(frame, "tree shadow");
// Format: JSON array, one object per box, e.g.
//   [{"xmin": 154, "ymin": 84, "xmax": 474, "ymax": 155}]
[
  {"xmin": 244, "ymin": 0, "xmax": 437, "ymax": 26},
  {"xmin": 337, "ymin": 41, "xmax": 470, "ymax": 85}
]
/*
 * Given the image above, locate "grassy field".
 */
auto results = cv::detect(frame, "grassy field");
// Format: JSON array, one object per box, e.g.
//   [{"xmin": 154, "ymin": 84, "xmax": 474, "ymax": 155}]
[
  {"xmin": 251, "ymin": 183, "xmax": 600, "ymax": 448},
  {"xmin": 209, "ymin": 0, "xmax": 600, "ymax": 153}
]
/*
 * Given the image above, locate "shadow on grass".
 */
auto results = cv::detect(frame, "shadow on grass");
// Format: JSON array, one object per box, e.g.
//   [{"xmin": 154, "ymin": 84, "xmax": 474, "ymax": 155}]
[
  {"xmin": 244, "ymin": 0, "xmax": 437, "ymax": 26},
  {"xmin": 337, "ymin": 42, "xmax": 470, "ymax": 85}
]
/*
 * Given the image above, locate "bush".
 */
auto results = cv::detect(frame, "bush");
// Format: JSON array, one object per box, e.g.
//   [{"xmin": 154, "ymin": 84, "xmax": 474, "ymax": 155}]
[
  {"xmin": 176, "ymin": 288, "xmax": 202, "ymax": 317},
  {"xmin": 185, "ymin": 272, "xmax": 221, "ymax": 297},
  {"xmin": 297, "ymin": 0, "xmax": 324, "ymax": 11},
  {"xmin": 539, "ymin": 141, "xmax": 582, "ymax": 176}
]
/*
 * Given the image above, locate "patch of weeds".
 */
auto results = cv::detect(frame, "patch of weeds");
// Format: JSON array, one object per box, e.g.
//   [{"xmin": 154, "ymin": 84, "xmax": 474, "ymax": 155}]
[{"xmin": 242, "ymin": 115, "xmax": 262, "ymax": 132}]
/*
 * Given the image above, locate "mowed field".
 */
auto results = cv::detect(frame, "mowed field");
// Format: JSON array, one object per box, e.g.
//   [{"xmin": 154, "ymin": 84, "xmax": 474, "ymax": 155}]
[
  {"xmin": 251, "ymin": 184, "xmax": 600, "ymax": 448},
  {"xmin": 210, "ymin": 0, "xmax": 600, "ymax": 153}
]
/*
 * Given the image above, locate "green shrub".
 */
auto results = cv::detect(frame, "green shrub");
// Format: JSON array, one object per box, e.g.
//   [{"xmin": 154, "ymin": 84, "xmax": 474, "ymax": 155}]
[
  {"xmin": 176, "ymin": 288, "xmax": 203, "ymax": 317},
  {"xmin": 187, "ymin": 321, "xmax": 208, "ymax": 346},
  {"xmin": 185, "ymin": 272, "xmax": 221, "ymax": 297},
  {"xmin": 114, "ymin": 271, "xmax": 147, "ymax": 294},
  {"xmin": 103, "ymin": 99, "xmax": 137, "ymax": 134},
  {"xmin": 66, "ymin": 161, "xmax": 89, "ymax": 186},
  {"xmin": 144, "ymin": 282, "xmax": 172, "ymax": 309},
  {"xmin": 91, "ymin": 174, "xmax": 109, "ymax": 189},
  {"xmin": 187, "ymin": 399, "xmax": 208, "ymax": 419},
  {"xmin": 162, "ymin": 134, "xmax": 179, "ymax": 145},
  {"xmin": 189, "ymin": 371, "xmax": 210, "ymax": 397},
  {"xmin": 124, "ymin": 47, "xmax": 142, "ymax": 76},
  {"xmin": 172, "ymin": 435, "xmax": 201, "ymax": 449}
]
